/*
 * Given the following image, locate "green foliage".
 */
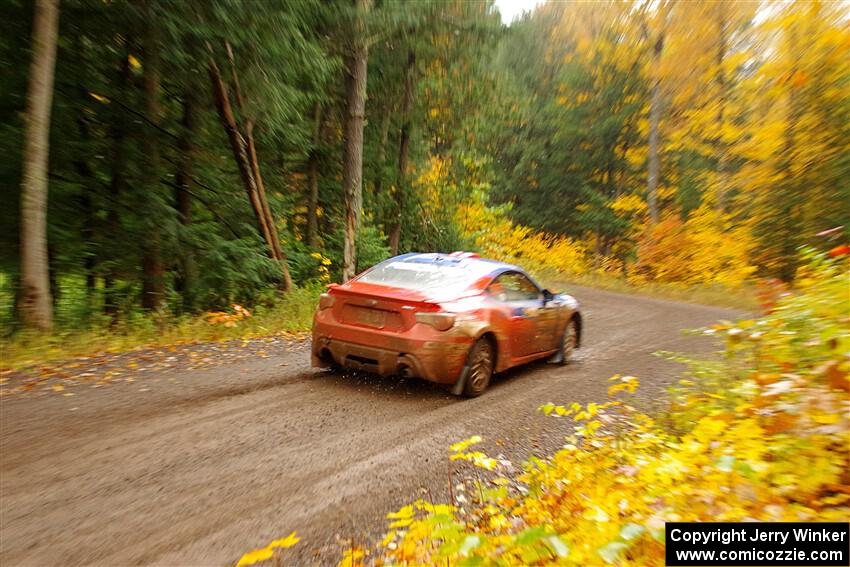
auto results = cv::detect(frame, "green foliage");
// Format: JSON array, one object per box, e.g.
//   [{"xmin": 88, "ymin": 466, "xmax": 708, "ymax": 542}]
[
  {"xmin": 2, "ymin": 0, "xmax": 506, "ymax": 334},
  {"xmin": 4, "ymin": 0, "xmax": 847, "ymax": 352},
  {"xmin": 482, "ymin": 3, "xmax": 645, "ymax": 255},
  {"xmin": 322, "ymin": 221, "xmax": 391, "ymax": 278}
]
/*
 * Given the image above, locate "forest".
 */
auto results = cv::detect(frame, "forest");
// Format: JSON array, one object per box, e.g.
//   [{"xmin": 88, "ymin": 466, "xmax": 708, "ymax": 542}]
[
  {"xmin": 2, "ymin": 2, "xmax": 849, "ymax": 565},
  {"xmin": 2, "ymin": 0, "xmax": 848, "ymax": 337}
]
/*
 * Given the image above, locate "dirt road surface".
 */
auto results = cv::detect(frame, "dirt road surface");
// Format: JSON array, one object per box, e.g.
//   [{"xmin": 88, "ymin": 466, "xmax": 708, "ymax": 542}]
[{"xmin": 0, "ymin": 286, "xmax": 740, "ymax": 566}]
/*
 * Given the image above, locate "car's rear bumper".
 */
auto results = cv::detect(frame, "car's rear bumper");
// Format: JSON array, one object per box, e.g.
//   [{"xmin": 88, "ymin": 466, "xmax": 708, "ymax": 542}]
[{"xmin": 311, "ymin": 317, "xmax": 472, "ymax": 384}]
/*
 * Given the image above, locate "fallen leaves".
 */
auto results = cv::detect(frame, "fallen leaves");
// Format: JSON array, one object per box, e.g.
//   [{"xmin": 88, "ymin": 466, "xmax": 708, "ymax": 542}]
[
  {"xmin": 236, "ymin": 532, "xmax": 300, "ymax": 567},
  {"xmin": 0, "ymin": 335, "xmax": 310, "ymax": 399}
]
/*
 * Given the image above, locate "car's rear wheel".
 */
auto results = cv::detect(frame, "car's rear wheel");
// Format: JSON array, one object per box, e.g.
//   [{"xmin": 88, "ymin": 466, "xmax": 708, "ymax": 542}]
[{"xmin": 463, "ymin": 338, "xmax": 495, "ymax": 397}]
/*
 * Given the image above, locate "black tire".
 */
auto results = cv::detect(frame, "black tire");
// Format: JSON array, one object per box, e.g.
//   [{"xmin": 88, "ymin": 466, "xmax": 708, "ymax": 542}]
[
  {"xmin": 463, "ymin": 337, "xmax": 495, "ymax": 397},
  {"xmin": 550, "ymin": 318, "xmax": 577, "ymax": 365}
]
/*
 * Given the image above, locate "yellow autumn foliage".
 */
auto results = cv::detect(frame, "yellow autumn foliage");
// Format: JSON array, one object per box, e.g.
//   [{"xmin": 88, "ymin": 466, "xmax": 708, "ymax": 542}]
[
  {"xmin": 236, "ymin": 532, "xmax": 300, "ymax": 567},
  {"xmin": 459, "ymin": 203, "xmax": 590, "ymax": 279},
  {"xmin": 415, "ymin": 155, "xmax": 590, "ymax": 279},
  {"xmin": 416, "ymin": 155, "xmax": 757, "ymax": 288},
  {"xmin": 374, "ymin": 251, "xmax": 848, "ymax": 566},
  {"xmin": 632, "ymin": 206, "xmax": 755, "ymax": 287}
]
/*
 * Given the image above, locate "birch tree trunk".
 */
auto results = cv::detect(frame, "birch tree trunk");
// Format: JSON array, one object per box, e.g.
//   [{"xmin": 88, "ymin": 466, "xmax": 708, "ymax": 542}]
[
  {"xmin": 19, "ymin": 0, "xmax": 60, "ymax": 331},
  {"xmin": 341, "ymin": 0, "xmax": 370, "ymax": 281}
]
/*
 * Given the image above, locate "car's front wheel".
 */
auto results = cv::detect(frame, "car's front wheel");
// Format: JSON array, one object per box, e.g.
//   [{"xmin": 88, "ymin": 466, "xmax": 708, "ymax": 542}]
[
  {"xmin": 463, "ymin": 337, "xmax": 495, "ymax": 397},
  {"xmin": 549, "ymin": 318, "xmax": 577, "ymax": 365}
]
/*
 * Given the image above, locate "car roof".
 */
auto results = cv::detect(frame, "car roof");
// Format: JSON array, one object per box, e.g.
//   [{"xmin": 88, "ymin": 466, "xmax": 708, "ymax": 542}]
[{"xmin": 390, "ymin": 252, "xmax": 523, "ymax": 278}]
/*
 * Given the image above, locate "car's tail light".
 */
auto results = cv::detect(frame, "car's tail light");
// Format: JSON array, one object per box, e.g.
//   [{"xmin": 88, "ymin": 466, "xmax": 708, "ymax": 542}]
[
  {"xmin": 318, "ymin": 293, "xmax": 335, "ymax": 310},
  {"xmin": 415, "ymin": 311, "xmax": 455, "ymax": 331}
]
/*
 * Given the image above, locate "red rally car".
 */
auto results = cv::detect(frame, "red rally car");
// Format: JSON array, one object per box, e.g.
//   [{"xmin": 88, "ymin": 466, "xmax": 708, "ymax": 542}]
[{"xmin": 311, "ymin": 252, "xmax": 582, "ymax": 397}]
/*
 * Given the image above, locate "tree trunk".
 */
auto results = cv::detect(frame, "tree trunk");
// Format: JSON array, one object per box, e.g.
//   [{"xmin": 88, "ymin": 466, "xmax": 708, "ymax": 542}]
[
  {"xmin": 208, "ymin": 51, "xmax": 293, "ymax": 291},
  {"xmin": 776, "ymin": 27, "xmax": 803, "ymax": 283},
  {"xmin": 175, "ymin": 93, "xmax": 196, "ymax": 226},
  {"xmin": 48, "ymin": 243, "xmax": 59, "ymax": 308},
  {"xmin": 174, "ymin": 88, "xmax": 198, "ymax": 312},
  {"xmin": 389, "ymin": 48, "xmax": 415, "ymax": 257},
  {"xmin": 341, "ymin": 0, "xmax": 371, "ymax": 282},
  {"xmin": 105, "ymin": 48, "xmax": 131, "ymax": 319},
  {"xmin": 18, "ymin": 0, "xmax": 59, "ymax": 332},
  {"xmin": 373, "ymin": 103, "xmax": 391, "ymax": 198},
  {"xmin": 244, "ymin": 120, "xmax": 292, "ymax": 291},
  {"xmin": 646, "ymin": 31, "xmax": 663, "ymax": 225},
  {"xmin": 209, "ymin": 58, "xmax": 272, "ymax": 246},
  {"xmin": 73, "ymin": 108, "xmax": 97, "ymax": 302},
  {"xmin": 141, "ymin": 1, "xmax": 165, "ymax": 310},
  {"xmin": 79, "ymin": 172, "xmax": 96, "ymax": 301},
  {"xmin": 306, "ymin": 102, "xmax": 322, "ymax": 248},
  {"xmin": 223, "ymin": 40, "xmax": 292, "ymax": 290},
  {"xmin": 714, "ymin": 5, "xmax": 730, "ymax": 212}
]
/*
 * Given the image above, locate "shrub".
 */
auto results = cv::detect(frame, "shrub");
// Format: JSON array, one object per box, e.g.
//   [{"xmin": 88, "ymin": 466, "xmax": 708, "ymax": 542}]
[
  {"xmin": 458, "ymin": 199, "xmax": 589, "ymax": 279},
  {"xmin": 631, "ymin": 206, "xmax": 756, "ymax": 286}
]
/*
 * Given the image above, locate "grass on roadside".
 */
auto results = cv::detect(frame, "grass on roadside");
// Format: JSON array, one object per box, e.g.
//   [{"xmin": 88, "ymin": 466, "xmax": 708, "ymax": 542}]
[
  {"xmin": 1, "ymin": 270, "xmax": 757, "ymax": 373},
  {"xmin": 1, "ymin": 285, "xmax": 321, "ymax": 372},
  {"xmin": 545, "ymin": 271, "xmax": 758, "ymax": 311}
]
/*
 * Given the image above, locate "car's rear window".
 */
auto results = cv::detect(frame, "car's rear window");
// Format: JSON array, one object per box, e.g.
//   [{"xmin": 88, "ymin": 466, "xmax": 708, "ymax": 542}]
[{"xmin": 356, "ymin": 259, "xmax": 495, "ymax": 296}]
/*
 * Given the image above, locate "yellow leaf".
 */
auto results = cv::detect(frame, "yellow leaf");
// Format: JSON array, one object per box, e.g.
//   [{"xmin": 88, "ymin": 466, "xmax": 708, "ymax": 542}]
[
  {"xmin": 128, "ymin": 54, "xmax": 141, "ymax": 69},
  {"xmin": 267, "ymin": 532, "xmax": 300, "ymax": 549},
  {"xmin": 381, "ymin": 531, "xmax": 397, "ymax": 547},
  {"xmin": 388, "ymin": 518, "xmax": 413, "ymax": 528},
  {"xmin": 812, "ymin": 413, "xmax": 840, "ymax": 425},
  {"xmin": 235, "ymin": 532, "xmax": 299, "ymax": 567},
  {"xmin": 450, "ymin": 435, "xmax": 482, "ymax": 452},
  {"xmin": 386, "ymin": 504, "xmax": 414, "ymax": 520}
]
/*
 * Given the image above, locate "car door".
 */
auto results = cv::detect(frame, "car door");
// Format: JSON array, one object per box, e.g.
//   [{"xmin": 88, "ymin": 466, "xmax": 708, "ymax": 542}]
[
  {"xmin": 509, "ymin": 272, "xmax": 562, "ymax": 353},
  {"xmin": 535, "ymin": 288, "xmax": 562, "ymax": 352},
  {"xmin": 487, "ymin": 272, "xmax": 543, "ymax": 359}
]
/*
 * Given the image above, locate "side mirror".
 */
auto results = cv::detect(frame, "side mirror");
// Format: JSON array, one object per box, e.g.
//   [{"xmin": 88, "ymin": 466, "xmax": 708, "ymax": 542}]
[{"xmin": 542, "ymin": 289, "xmax": 554, "ymax": 304}]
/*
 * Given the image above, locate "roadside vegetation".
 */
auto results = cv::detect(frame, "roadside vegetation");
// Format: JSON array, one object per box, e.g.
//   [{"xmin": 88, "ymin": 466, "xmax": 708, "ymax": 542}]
[
  {"xmin": 552, "ymin": 275, "xmax": 758, "ymax": 312},
  {"xmin": 238, "ymin": 250, "xmax": 848, "ymax": 566},
  {"xmin": 3, "ymin": 0, "xmax": 848, "ymax": 563},
  {"xmin": 0, "ymin": 283, "xmax": 320, "ymax": 371}
]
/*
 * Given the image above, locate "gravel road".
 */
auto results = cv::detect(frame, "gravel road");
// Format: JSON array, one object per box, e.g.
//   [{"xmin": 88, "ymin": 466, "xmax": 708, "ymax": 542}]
[{"xmin": 0, "ymin": 285, "xmax": 740, "ymax": 566}]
